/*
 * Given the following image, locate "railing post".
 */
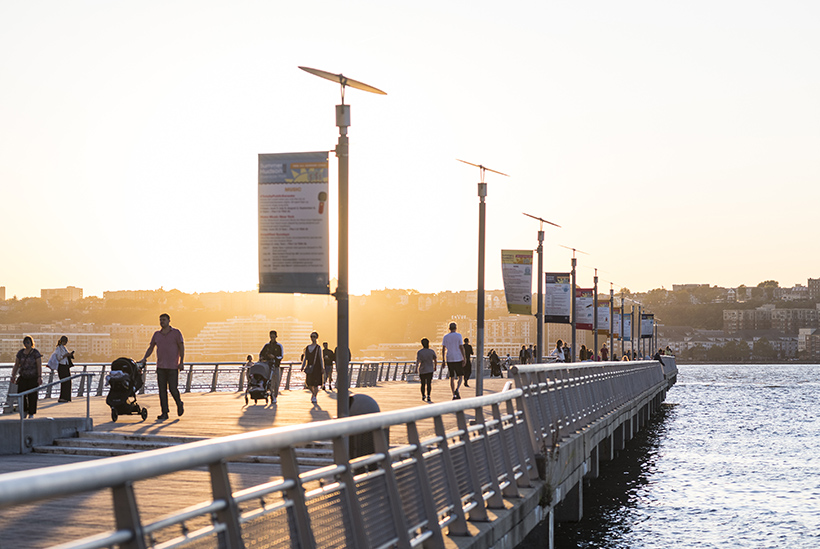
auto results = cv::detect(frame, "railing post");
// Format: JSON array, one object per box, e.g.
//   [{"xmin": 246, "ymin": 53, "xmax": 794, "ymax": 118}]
[
  {"xmin": 97, "ymin": 365, "xmax": 107, "ymax": 396},
  {"xmin": 208, "ymin": 461, "xmax": 244, "ymax": 549},
  {"xmin": 185, "ymin": 366, "xmax": 194, "ymax": 393},
  {"xmin": 210, "ymin": 364, "xmax": 219, "ymax": 392},
  {"xmin": 279, "ymin": 447, "xmax": 316, "ymax": 549},
  {"xmin": 45, "ymin": 369, "xmax": 55, "ymax": 399},
  {"xmin": 405, "ymin": 421, "xmax": 446, "ymax": 547},
  {"xmin": 77, "ymin": 365, "xmax": 88, "ymax": 397},
  {"xmin": 285, "ymin": 363, "xmax": 293, "ymax": 390},
  {"xmin": 238, "ymin": 367, "xmax": 246, "ymax": 392},
  {"xmin": 432, "ymin": 415, "xmax": 470, "ymax": 535},
  {"xmin": 112, "ymin": 482, "xmax": 146, "ymax": 549}
]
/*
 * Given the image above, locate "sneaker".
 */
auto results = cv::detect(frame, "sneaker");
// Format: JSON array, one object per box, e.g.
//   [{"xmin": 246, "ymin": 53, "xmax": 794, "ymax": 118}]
[
  {"xmin": 311, "ymin": 396, "xmax": 317, "ymax": 403},
  {"xmin": 177, "ymin": 401, "xmax": 184, "ymax": 417},
  {"xmin": 272, "ymin": 397, "xmax": 277, "ymax": 404},
  {"xmin": 422, "ymin": 396, "xmax": 426, "ymax": 401},
  {"xmin": 455, "ymin": 390, "xmax": 461, "ymax": 399},
  {"xmin": 426, "ymin": 397, "xmax": 431, "ymax": 402},
  {"xmin": 58, "ymin": 399, "xmax": 70, "ymax": 403},
  {"xmin": 157, "ymin": 414, "xmax": 169, "ymax": 421},
  {"xmin": 464, "ymin": 383, "xmax": 470, "ymax": 387}
]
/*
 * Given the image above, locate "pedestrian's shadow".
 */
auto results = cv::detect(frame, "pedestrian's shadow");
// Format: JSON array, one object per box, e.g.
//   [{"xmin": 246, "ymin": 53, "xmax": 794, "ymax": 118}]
[
  {"xmin": 238, "ymin": 398, "xmax": 277, "ymax": 428},
  {"xmin": 310, "ymin": 403, "xmax": 331, "ymax": 422}
]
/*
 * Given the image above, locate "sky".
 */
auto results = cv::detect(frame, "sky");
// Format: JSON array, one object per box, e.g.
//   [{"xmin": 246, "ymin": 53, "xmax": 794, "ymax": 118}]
[{"xmin": 2, "ymin": 1, "xmax": 819, "ymax": 299}]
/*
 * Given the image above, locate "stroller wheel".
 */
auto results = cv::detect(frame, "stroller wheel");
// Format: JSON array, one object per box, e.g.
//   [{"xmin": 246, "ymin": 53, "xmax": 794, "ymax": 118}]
[
  {"xmin": 111, "ymin": 408, "xmax": 118, "ymax": 422},
  {"xmin": 140, "ymin": 408, "xmax": 148, "ymax": 421},
  {"xmin": 245, "ymin": 395, "xmax": 248, "ymax": 405},
  {"xmin": 265, "ymin": 396, "xmax": 268, "ymax": 404}
]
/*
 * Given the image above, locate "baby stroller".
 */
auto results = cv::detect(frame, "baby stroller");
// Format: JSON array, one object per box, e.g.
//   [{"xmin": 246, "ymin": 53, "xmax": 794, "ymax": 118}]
[
  {"xmin": 106, "ymin": 357, "xmax": 148, "ymax": 422},
  {"xmin": 245, "ymin": 361, "xmax": 272, "ymax": 405}
]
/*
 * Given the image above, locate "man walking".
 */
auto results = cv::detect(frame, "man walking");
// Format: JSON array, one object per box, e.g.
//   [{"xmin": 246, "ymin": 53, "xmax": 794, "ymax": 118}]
[
  {"xmin": 462, "ymin": 337, "xmax": 473, "ymax": 388},
  {"xmin": 322, "ymin": 342, "xmax": 335, "ymax": 391},
  {"xmin": 260, "ymin": 330, "xmax": 284, "ymax": 404},
  {"xmin": 140, "ymin": 313, "xmax": 184, "ymax": 421},
  {"xmin": 441, "ymin": 322, "xmax": 466, "ymax": 400}
]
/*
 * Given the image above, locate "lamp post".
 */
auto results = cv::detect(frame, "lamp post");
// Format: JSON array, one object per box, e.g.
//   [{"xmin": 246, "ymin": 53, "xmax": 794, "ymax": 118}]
[
  {"xmin": 457, "ymin": 159, "xmax": 508, "ymax": 396},
  {"xmin": 609, "ymin": 283, "xmax": 615, "ymax": 359},
  {"xmin": 299, "ymin": 66, "xmax": 386, "ymax": 418},
  {"xmin": 559, "ymin": 246, "xmax": 588, "ymax": 363},
  {"xmin": 593, "ymin": 268, "xmax": 599, "ymax": 360},
  {"xmin": 523, "ymin": 213, "xmax": 560, "ymax": 363}
]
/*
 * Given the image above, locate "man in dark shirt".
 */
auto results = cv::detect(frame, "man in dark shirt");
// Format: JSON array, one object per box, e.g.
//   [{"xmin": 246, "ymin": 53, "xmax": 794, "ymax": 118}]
[
  {"xmin": 463, "ymin": 338, "xmax": 474, "ymax": 388},
  {"xmin": 260, "ymin": 330, "xmax": 284, "ymax": 404},
  {"xmin": 322, "ymin": 342, "xmax": 336, "ymax": 391}
]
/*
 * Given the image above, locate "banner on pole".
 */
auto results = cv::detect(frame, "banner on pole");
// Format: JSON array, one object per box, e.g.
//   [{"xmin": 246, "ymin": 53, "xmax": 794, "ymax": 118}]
[
  {"xmin": 622, "ymin": 312, "xmax": 632, "ymax": 342},
  {"xmin": 575, "ymin": 288, "xmax": 594, "ymax": 330},
  {"xmin": 501, "ymin": 250, "xmax": 533, "ymax": 315},
  {"xmin": 258, "ymin": 152, "xmax": 330, "ymax": 294},
  {"xmin": 641, "ymin": 313, "xmax": 654, "ymax": 339},
  {"xmin": 613, "ymin": 307, "xmax": 621, "ymax": 338},
  {"xmin": 545, "ymin": 272, "xmax": 572, "ymax": 323},
  {"xmin": 597, "ymin": 300, "xmax": 611, "ymax": 335}
]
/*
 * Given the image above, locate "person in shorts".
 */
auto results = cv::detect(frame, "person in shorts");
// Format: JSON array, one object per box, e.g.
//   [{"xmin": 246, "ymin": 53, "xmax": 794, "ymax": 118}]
[{"xmin": 441, "ymin": 322, "xmax": 466, "ymax": 400}]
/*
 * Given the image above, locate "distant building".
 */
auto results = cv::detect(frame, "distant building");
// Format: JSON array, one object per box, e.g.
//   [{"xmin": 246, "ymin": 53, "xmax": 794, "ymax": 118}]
[
  {"xmin": 41, "ymin": 286, "xmax": 83, "ymax": 302},
  {"xmin": 808, "ymin": 278, "xmax": 820, "ymax": 301},
  {"xmin": 186, "ymin": 315, "xmax": 314, "ymax": 362},
  {"xmin": 671, "ymin": 284, "xmax": 710, "ymax": 292},
  {"xmin": 0, "ymin": 286, "xmax": 5, "ymax": 301}
]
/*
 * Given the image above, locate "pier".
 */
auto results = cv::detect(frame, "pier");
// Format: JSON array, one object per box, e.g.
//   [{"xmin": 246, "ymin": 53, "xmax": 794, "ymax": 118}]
[{"xmin": 0, "ymin": 357, "xmax": 677, "ymax": 549}]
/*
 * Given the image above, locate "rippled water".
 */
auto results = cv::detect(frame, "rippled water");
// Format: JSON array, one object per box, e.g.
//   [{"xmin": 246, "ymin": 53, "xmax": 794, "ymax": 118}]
[{"xmin": 523, "ymin": 363, "xmax": 820, "ymax": 548}]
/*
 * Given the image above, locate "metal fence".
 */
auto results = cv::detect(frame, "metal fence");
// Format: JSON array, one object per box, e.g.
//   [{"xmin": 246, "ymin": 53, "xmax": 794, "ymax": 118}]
[
  {"xmin": 0, "ymin": 360, "xmax": 434, "ymax": 410},
  {"xmin": 0, "ymin": 359, "xmax": 676, "ymax": 548}
]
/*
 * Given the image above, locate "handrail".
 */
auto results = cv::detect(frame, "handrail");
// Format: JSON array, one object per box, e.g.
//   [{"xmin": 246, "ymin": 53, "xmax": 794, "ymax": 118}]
[
  {"xmin": 7, "ymin": 372, "xmax": 95, "ymax": 454},
  {"xmin": 0, "ymin": 389, "xmax": 524, "ymax": 506}
]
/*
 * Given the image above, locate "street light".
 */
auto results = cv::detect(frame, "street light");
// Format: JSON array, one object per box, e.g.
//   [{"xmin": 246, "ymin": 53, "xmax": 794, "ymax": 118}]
[
  {"xmin": 299, "ymin": 66, "xmax": 386, "ymax": 418},
  {"xmin": 457, "ymin": 159, "xmax": 508, "ymax": 396},
  {"xmin": 522, "ymin": 213, "xmax": 560, "ymax": 363},
  {"xmin": 559, "ymin": 245, "xmax": 588, "ymax": 363}
]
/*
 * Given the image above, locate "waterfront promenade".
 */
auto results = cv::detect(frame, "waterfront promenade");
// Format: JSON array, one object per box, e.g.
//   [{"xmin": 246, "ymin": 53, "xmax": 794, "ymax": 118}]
[{"xmin": 0, "ymin": 359, "xmax": 676, "ymax": 549}]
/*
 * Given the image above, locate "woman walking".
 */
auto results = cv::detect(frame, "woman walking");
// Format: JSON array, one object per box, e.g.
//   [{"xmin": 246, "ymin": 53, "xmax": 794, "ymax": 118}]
[
  {"xmin": 11, "ymin": 336, "xmax": 43, "ymax": 418},
  {"xmin": 301, "ymin": 332, "xmax": 324, "ymax": 404},
  {"xmin": 55, "ymin": 336, "xmax": 74, "ymax": 402},
  {"xmin": 415, "ymin": 338, "xmax": 437, "ymax": 402}
]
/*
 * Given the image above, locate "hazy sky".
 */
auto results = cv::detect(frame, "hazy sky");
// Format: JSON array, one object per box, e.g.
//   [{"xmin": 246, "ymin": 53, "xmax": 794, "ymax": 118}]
[{"xmin": 2, "ymin": 1, "xmax": 819, "ymax": 299}]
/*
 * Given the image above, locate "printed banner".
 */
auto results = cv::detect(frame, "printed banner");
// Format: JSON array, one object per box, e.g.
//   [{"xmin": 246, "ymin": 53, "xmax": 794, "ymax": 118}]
[
  {"xmin": 597, "ymin": 300, "xmax": 611, "ymax": 336},
  {"xmin": 622, "ymin": 312, "xmax": 632, "ymax": 342},
  {"xmin": 641, "ymin": 313, "xmax": 654, "ymax": 339},
  {"xmin": 501, "ymin": 250, "xmax": 533, "ymax": 315},
  {"xmin": 575, "ymin": 288, "xmax": 594, "ymax": 330},
  {"xmin": 612, "ymin": 307, "xmax": 621, "ymax": 338},
  {"xmin": 545, "ymin": 272, "xmax": 572, "ymax": 324},
  {"xmin": 258, "ymin": 152, "xmax": 330, "ymax": 294}
]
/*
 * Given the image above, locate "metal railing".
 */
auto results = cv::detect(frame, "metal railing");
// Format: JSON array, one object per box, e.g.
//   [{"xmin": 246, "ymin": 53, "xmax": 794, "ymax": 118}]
[
  {"xmin": 510, "ymin": 359, "xmax": 676, "ymax": 454},
  {"xmin": 0, "ymin": 388, "xmax": 538, "ymax": 549},
  {"xmin": 0, "ymin": 360, "xmax": 433, "ymax": 407},
  {"xmin": 6, "ymin": 372, "xmax": 95, "ymax": 453}
]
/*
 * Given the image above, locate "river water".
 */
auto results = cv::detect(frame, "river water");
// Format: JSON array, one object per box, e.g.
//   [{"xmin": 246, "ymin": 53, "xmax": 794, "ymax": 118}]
[{"xmin": 521, "ymin": 363, "xmax": 820, "ymax": 548}]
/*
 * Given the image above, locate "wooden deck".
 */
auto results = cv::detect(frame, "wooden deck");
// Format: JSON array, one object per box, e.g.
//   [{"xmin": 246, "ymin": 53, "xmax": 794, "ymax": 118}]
[{"xmin": 0, "ymin": 377, "xmax": 513, "ymax": 549}]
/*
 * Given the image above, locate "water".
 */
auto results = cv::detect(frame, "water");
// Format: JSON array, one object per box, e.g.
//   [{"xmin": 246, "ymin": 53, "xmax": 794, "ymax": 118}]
[{"xmin": 522, "ymin": 363, "xmax": 820, "ymax": 548}]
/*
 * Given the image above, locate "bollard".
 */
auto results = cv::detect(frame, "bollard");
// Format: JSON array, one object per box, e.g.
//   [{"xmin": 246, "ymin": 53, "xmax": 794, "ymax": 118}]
[{"xmin": 348, "ymin": 394, "xmax": 381, "ymax": 462}]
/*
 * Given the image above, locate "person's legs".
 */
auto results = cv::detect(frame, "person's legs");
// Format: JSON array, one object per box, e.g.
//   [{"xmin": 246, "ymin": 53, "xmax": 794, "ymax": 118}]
[
  {"xmin": 58, "ymin": 364, "xmax": 72, "ymax": 401},
  {"xmin": 463, "ymin": 363, "xmax": 471, "ymax": 387},
  {"xmin": 157, "ymin": 368, "xmax": 170, "ymax": 416},
  {"xmin": 166, "ymin": 369, "xmax": 183, "ymax": 416},
  {"xmin": 18, "ymin": 377, "xmax": 37, "ymax": 416},
  {"xmin": 271, "ymin": 366, "xmax": 280, "ymax": 399},
  {"xmin": 448, "ymin": 363, "xmax": 456, "ymax": 396}
]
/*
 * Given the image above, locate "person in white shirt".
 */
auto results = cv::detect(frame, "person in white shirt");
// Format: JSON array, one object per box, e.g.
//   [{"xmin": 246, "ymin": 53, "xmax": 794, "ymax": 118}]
[
  {"xmin": 441, "ymin": 322, "xmax": 466, "ymax": 400},
  {"xmin": 550, "ymin": 340, "xmax": 565, "ymax": 362}
]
